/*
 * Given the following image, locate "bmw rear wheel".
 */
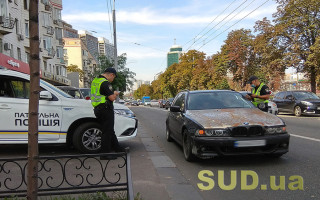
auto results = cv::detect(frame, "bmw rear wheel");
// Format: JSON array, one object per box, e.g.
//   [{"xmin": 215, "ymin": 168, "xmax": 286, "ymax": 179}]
[
  {"xmin": 166, "ymin": 126, "xmax": 173, "ymax": 142},
  {"xmin": 182, "ymin": 130, "xmax": 196, "ymax": 162}
]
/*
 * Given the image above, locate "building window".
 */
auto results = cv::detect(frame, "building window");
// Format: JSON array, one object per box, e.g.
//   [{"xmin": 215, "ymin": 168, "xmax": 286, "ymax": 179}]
[
  {"xmin": 23, "ymin": 0, "xmax": 28, "ymax": 10},
  {"xmin": 17, "ymin": 47, "xmax": 21, "ymax": 60},
  {"xmin": 56, "ymin": 46, "xmax": 63, "ymax": 58},
  {"xmin": 25, "ymin": 51, "xmax": 30, "ymax": 63},
  {"xmin": 25, "ymin": 21, "xmax": 29, "ymax": 37},
  {"xmin": 0, "ymin": 38, "xmax": 2, "ymax": 53},
  {"xmin": 43, "ymin": 36, "xmax": 52, "ymax": 50},
  {"xmin": 10, "ymin": 44, "xmax": 14, "ymax": 58},
  {"xmin": 55, "ymin": 28, "xmax": 62, "ymax": 40},
  {"xmin": 15, "ymin": 19, "xmax": 19, "ymax": 34},
  {"xmin": 42, "ymin": 12, "xmax": 50, "ymax": 27},
  {"xmin": 0, "ymin": 0, "xmax": 8, "ymax": 17},
  {"xmin": 56, "ymin": 65, "xmax": 60, "ymax": 75},
  {"xmin": 54, "ymin": 8, "xmax": 61, "ymax": 20},
  {"xmin": 43, "ymin": 60, "xmax": 47, "ymax": 71}
]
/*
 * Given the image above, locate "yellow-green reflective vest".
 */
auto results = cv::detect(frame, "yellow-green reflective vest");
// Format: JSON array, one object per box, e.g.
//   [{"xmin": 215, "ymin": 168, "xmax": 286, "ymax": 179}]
[
  {"xmin": 252, "ymin": 83, "xmax": 269, "ymax": 107},
  {"xmin": 91, "ymin": 77, "xmax": 108, "ymax": 107}
]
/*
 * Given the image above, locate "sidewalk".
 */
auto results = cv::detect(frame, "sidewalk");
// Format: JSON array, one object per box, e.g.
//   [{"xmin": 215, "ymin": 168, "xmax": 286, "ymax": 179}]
[{"xmin": 126, "ymin": 122, "xmax": 203, "ymax": 200}]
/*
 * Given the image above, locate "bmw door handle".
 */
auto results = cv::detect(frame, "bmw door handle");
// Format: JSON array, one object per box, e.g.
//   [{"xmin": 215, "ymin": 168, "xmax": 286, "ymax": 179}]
[{"xmin": 0, "ymin": 104, "xmax": 12, "ymax": 109}]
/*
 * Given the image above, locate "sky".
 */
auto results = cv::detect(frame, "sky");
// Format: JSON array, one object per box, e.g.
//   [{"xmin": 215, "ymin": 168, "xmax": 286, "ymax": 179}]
[{"xmin": 62, "ymin": 0, "xmax": 279, "ymax": 82}]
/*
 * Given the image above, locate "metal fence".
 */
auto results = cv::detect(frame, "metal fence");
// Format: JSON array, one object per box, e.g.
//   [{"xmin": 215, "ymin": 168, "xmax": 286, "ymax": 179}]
[{"xmin": 0, "ymin": 152, "xmax": 133, "ymax": 199}]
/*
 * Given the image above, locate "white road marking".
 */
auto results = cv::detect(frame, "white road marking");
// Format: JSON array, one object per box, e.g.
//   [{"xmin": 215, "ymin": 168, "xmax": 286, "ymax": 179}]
[{"xmin": 291, "ymin": 134, "xmax": 320, "ymax": 142}]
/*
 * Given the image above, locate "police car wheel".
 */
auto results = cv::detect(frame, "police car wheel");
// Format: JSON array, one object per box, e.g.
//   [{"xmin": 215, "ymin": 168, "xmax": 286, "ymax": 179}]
[{"xmin": 73, "ymin": 122, "xmax": 102, "ymax": 153}]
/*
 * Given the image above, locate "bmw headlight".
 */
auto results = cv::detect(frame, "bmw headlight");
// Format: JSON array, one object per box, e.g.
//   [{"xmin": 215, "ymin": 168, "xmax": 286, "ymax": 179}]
[
  {"xmin": 301, "ymin": 101, "xmax": 313, "ymax": 106},
  {"xmin": 196, "ymin": 129, "xmax": 230, "ymax": 137},
  {"xmin": 114, "ymin": 109, "xmax": 136, "ymax": 118},
  {"xmin": 265, "ymin": 126, "xmax": 286, "ymax": 134}
]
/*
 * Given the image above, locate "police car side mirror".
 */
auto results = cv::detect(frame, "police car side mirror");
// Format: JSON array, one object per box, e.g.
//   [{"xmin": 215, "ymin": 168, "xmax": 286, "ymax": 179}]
[{"xmin": 39, "ymin": 91, "xmax": 53, "ymax": 100}]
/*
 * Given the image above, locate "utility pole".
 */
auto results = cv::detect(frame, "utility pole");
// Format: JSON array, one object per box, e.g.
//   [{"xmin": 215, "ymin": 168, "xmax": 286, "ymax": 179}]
[
  {"xmin": 112, "ymin": 0, "xmax": 118, "ymax": 71},
  {"xmin": 28, "ymin": 0, "xmax": 40, "ymax": 199}
]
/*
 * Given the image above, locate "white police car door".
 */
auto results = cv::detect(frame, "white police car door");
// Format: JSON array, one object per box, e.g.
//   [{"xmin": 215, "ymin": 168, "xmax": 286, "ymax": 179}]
[{"xmin": 0, "ymin": 75, "xmax": 61, "ymax": 142}]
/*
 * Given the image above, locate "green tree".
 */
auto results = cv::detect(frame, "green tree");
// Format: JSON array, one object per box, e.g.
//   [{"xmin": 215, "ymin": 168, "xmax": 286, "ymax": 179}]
[
  {"xmin": 133, "ymin": 84, "xmax": 152, "ymax": 99},
  {"xmin": 253, "ymin": 17, "xmax": 286, "ymax": 91},
  {"xmin": 67, "ymin": 64, "xmax": 84, "ymax": 80},
  {"xmin": 171, "ymin": 50, "xmax": 206, "ymax": 91},
  {"xmin": 273, "ymin": 0, "xmax": 320, "ymax": 93},
  {"xmin": 221, "ymin": 29, "xmax": 256, "ymax": 90},
  {"xmin": 94, "ymin": 54, "xmax": 136, "ymax": 94}
]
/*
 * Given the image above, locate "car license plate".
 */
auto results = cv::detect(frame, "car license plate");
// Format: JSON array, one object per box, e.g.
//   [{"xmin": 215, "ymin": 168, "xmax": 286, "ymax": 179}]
[{"xmin": 234, "ymin": 140, "xmax": 266, "ymax": 147}]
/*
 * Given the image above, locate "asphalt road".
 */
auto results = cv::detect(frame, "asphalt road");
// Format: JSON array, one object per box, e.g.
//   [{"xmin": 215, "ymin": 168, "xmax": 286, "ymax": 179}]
[{"xmin": 130, "ymin": 105, "xmax": 320, "ymax": 200}]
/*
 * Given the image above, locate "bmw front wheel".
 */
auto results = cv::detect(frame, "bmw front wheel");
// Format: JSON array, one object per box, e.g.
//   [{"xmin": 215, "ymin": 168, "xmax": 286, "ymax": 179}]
[{"xmin": 182, "ymin": 130, "xmax": 196, "ymax": 162}]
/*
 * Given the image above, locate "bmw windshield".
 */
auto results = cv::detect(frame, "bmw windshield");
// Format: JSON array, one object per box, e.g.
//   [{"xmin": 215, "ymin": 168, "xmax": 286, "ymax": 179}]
[{"xmin": 187, "ymin": 91, "xmax": 255, "ymax": 110}]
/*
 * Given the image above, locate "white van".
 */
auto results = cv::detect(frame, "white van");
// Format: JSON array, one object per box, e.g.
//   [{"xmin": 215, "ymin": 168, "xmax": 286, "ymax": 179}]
[{"xmin": 0, "ymin": 68, "xmax": 137, "ymax": 153}]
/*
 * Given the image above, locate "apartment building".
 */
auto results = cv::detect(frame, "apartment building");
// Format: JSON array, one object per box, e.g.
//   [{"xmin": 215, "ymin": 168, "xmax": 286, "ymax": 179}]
[
  {"xmin": 98, "ymin": 37, "xmax": 114, "ymax": 61},
  {"xmin": 63, "ymin": 38, "xmax": 97, "ymax": 88},
  {"xmin": 78, "ymin": 30, "xmax": 99, "ymax": 63},
  {"xmin": 0, "ymin": 0, "xmax": 70, "ymax": 85}
]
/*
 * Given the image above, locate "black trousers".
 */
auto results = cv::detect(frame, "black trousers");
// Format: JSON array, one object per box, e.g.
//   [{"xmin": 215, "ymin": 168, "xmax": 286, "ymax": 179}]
[{"xmin": 94, "ymin": 105, "xmax": 121, "ymax": 153}]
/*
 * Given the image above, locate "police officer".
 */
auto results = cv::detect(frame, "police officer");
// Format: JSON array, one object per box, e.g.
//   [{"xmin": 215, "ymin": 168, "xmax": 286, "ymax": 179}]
[
  {"xmin": 91, "ymin": 67, "xmax": 125, "ymax": 155},
  {"xmin": 246, "ymin": 76, "xmax": 271, "ymax": 112}
]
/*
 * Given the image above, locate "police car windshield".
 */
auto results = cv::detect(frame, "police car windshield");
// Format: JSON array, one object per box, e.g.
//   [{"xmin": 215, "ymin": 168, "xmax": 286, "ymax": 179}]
[
  {"xmin": 40, "ymin": 80, "xmax": 73, "ymax": 98},
  {"xmin": 187, "ymin": 91, "xmax": 254, "ymax": 110}
]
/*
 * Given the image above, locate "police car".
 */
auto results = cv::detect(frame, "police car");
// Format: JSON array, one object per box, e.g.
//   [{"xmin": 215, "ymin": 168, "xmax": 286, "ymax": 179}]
[{"xmin": 0, "ymin": 68, "xmax": 137, "ymax": 153}]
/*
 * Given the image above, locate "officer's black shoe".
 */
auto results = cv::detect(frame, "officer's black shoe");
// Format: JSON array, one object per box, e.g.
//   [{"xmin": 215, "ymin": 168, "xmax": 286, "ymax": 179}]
[{"xmin": 100, "ymin": 155, "xmax": 117, "ymax": 160}]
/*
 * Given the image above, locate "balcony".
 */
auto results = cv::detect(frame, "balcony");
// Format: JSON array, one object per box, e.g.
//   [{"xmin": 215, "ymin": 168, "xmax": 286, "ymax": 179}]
[
  {"xmin": 60, "ymin": 58, "xmax": 65, "ymax": 64},
  {"xmin": 0, "ymin": 16, "xmax": 15, "ymax": 35},
  {"xmin": 43, "ymin": 71, "xmax": 54, "ymax": 79},
  {"xmin": 46, "ymin": 26, "xmax": 54, "ymax": 35},
  {"xmin": 42, "ymin": 47, "xmax": 56, "ymax": 59}
]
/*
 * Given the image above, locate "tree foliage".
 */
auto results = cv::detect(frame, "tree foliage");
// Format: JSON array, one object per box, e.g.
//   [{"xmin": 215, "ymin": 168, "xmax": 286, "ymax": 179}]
[
  {"xmin": 134, "ymin": 0, "xmax": 320, "ymax": 97},
  {"xmin": 94, "ymin": 54, "xmax": 136, "ymax": 93},
  {"xmin": 273, "ymin": 0, "xmax": 320, "ymax": 93},
  {"xmin": 67, "ymin": 64, "xmax": 84, "ymax": 80}
]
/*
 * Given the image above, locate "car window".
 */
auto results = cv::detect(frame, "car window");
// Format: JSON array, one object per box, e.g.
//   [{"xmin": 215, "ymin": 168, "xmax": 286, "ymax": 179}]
[
  {"xmin": 284, "ymin": 92, "xmax": 293, "ymax": 100},
  {"xmin": 293, "ymin": 91, "xmax": 320, "ymax": 100},
  {"xmin": 275, "ymin": 92, "xmax": 285, "ymax": 99},
  {"xmin": 11, "ymin": 79, "xmax": 30, "ymax": 99},
  {"xmin": 80, "ymin": 88, "xmax": 90, "ymax": 98},
  {"xmin": 187, "ymin": 91, "xmax": 254, "ymax": 110},
  {"xmin": 0, "ymin": 78, "xmax": 14, "ymax": 97},
  {"xmin": 173, "ymin": 93, "xmax": 185, "ymax": 110},
  {"xmin": 40, "ymin": 80, "xmax": 73, "ymax": 98}
]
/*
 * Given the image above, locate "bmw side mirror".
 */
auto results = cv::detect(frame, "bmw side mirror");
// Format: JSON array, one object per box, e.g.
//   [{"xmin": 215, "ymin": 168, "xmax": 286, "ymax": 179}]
[
  {"xmin": 39, "ymin": 91, "xmax": 53, "ymax": 100},
  {"xmin": 170, "ymin": 106, "xmax": 181, "ymax": 112}
]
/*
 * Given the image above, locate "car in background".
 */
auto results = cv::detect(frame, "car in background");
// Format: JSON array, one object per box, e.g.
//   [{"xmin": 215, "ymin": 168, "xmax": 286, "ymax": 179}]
[
  {"xmin": 150, "ymin": 99, "xmax": 159, "ymax": 107},
  {"xmin": 159, "ymin": 99, "xmax": 166, "ymax": 108},
  {"xmin": 57, "ymin": 86, "xmax": 91, "ymax": 100},
  {"xmin": 166, "ymin": 90, "xmax": 289, "ymax": 161},
  {"xmin": 238, "ymin": 91, "xmax": 278, "ymax": 115},
  {"xmin": 273, "ymin": 90, "xmax": 320, "ymax": 117},
  {"xmin": 130, "ymin": 100, "xmax": 139, "ymax": 106},
  {"xmin": 0, "ymin": 68, "xmax": 138, "ymax": 153},
  {"xmin": 165, "ymin": 98, "xmax": 174, "ymax": 110}
]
